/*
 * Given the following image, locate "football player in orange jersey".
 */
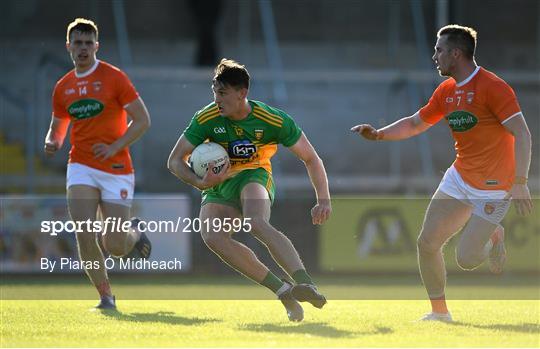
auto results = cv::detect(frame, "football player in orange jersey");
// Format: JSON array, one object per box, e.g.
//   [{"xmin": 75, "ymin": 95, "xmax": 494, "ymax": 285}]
[
  {"xmin": 351, "ymin": 25, "xmax": 532, "ymax": 322},
  {"xmin": 44, "ymin": 18, "xmax": 151, "ymax": 310}
]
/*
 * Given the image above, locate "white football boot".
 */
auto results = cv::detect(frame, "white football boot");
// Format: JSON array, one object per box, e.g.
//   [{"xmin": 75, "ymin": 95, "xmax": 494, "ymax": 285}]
[{"xmin": 418, "ymin": 312, "xmax": 453, "ymax": 322}]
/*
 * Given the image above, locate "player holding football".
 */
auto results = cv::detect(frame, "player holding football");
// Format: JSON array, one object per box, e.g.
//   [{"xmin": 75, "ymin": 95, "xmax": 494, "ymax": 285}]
[
  {"xmin": 44, "ymin": 18, "xmax": 152, "ymax": 309},
  {"xmin": 168, "ymin": 59, "xmax": 332, "ymax": 322},
  {"xmin": 351, "ymin": 25, "xmax": 532, "ymax": 322}
]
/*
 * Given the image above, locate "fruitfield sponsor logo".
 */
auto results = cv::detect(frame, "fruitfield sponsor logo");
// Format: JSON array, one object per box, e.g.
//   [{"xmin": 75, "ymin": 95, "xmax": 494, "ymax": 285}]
[
  {"xmin": 68, "ymin": 99, "xmax": 104, "ymax": 120},
  {"xmin": 446, "ymin": 111, "xmax": 478, "ymax": 132}
]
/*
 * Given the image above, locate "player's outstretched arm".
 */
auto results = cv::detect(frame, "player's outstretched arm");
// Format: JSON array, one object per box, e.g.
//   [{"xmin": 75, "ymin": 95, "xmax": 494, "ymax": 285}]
[
  {"xmin": 503, "ymin": 114, "xmax": 533, "ymax": 216},
  {"xmin": 167, "ymin": 135, "xmax": 230, "ymax": 191},
  {"xmin": 288, "ymin": 132, "xmax": 332, "ymax": 225},
  {"xmin": 44, "ymin": 116, "xmax": 70, "ymax": 156},
  {"xmin": 351, "ymin": 112, "xmax": 432, "ymax": 141},
  {"xmin": 92, "ymin": 97, "xmax": 151, "ymax": 160}
]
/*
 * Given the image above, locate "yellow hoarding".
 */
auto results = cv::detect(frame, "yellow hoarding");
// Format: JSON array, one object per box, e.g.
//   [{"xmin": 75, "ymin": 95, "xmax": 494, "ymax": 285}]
[{"xmin": 320, "ymin": 197, "xmax": 539, "ymax": 273}]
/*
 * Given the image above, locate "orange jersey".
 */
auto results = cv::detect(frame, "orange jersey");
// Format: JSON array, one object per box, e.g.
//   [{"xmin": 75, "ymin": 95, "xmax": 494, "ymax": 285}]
[
  {"xmin": 419, "ymin": 67, "xmax": 521, "ymax": 191},
  {"xmin": 52, "ymin": 60, "xmax": 139, "ymax": 174}
]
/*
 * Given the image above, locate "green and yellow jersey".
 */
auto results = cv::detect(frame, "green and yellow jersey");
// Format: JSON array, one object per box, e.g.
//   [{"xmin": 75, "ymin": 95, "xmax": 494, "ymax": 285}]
[{"xmin": 183, "ymin": 100, "xmax": 302, "ymax": 176}]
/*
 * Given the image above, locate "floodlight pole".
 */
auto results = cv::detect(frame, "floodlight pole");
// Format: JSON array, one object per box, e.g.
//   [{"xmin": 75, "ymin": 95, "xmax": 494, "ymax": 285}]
[
  {"xmin": 258, "ymin": 0, "xmax": 287, "ymax": 103},
  {"xmin": 436, "ymin": 0, "xmax": 449, "ymax": 29},
  {"xmin": 112, "ymin": 0, "xmax": 144, "ymax": 185}
]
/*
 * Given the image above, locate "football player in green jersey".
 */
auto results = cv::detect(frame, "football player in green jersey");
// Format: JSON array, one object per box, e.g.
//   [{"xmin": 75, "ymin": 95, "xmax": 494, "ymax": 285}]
[{"xmin": 168, "ymin": 59, "xmax": 332, "ymax": 322}]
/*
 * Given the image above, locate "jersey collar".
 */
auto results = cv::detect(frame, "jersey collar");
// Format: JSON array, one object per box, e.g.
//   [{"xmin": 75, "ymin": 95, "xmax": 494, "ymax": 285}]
[
  {"xmin": 75, "ymin": 59, "xmax": 100, "ymax": 78},
  {"xmin": 456, "ymin": 65, "xmax": 480, "ymax": 87},
  {"xmin": 228, "ymin": 100, "xmax": 254, "ymax": 122}
]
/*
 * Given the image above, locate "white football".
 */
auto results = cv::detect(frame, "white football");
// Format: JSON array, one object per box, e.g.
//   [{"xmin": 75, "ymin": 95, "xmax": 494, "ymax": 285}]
[{"xmin": 189, "ymin": 142, "xmax": 229, "ymax": 178}]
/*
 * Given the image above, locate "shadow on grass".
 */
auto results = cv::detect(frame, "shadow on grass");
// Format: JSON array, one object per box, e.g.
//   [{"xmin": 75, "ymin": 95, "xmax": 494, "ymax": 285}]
[
  {"xmin": 100, "ymin": 309, "xmax": 220, "ymax": 326},
  {"xmin": 239, "ymin": 322, "xmax": 393, "ymax": 338},
  {"xmin": 449, "ymin": 321, "xmax": 539, "ymax": 334}
]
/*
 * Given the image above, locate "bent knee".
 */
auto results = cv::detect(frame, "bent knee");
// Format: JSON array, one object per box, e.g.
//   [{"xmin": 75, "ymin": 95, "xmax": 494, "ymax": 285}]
[
  {"xmin": 417, "ymin": 234, "xmax": 442, "ymax": 255},
  {"xmin": 455, "ymin": 249, "xmax": 482, "ymax": 270},
  {"xmin": 246, "ymin": 217, "xmax": 272, "ymax": 236},
  {"xmin": 76, "ymin": 231, "xmax": 98, "ymax": 247},
  {"xmin": 102, "ymin": 235, "xmax": 129, "ymax": 257},
  {"xmin": 202, "ymin": 232, "xmax": 230, "ymax": 251}
]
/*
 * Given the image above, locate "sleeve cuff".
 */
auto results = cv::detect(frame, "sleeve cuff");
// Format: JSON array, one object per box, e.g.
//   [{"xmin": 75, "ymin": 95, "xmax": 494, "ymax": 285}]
[
  {"xmin": 283, "ymin": 130, "xmax": 302, "ymax": 147},
  {"xmin": 501, "ymin": 111, "xmax": 523, "ymax": 125}
]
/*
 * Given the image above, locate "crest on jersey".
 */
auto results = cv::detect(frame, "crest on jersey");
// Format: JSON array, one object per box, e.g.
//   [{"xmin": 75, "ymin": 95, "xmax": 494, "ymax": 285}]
[
  {"xmin": 120, "ymin": 189, "xmax": 128, "ymax": 200},
  {"xmin": 233, "ymin": 126, "xmax": 244, "ymax": 137},
  {"xmin": 484, "ymin": 203, "xmax": 495, "ymax": 215},
  {"xmin": 466, "ymin": 92, "xmax": 475, "ymax": 104},
  {"xmin": 254, "ymin": 129, "xmax": 264, "ymax": 140},
  {"xmin": 93, "ymin": 81, "xmax": 102, "ymax": 92}
]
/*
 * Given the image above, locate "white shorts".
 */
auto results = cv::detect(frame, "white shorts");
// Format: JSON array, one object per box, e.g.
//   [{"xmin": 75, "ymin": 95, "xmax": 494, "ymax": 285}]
[
  {"xmin": 437, "ymin": 165, "xmax": 510, "ymax": 224},
  {"xmin": 66, "ymin": 163, "xmax": 135, "ymax": 207}
]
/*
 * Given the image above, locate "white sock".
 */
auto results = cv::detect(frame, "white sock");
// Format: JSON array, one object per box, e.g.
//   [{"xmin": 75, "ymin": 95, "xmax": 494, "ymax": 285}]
[
  {"xmin": 483, "ymin": 239, "xmax": 494, "ymax": 255},
  {"xmin": 276, "ymin": 283, "xmax": 291, "ymax": 296}
]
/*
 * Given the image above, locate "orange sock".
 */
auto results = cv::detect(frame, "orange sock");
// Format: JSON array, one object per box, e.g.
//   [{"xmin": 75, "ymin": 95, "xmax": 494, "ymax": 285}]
[
  {"xmin": 96, "ymin": 280, "xmax": 112, "ymax": 297},
  {"xmin": 430, "ymin": 295, "xmax": 449, "ymax": 314},
  {"xmin": 490, "ymin": 226, "xmax": 504, "ymax": 245}
]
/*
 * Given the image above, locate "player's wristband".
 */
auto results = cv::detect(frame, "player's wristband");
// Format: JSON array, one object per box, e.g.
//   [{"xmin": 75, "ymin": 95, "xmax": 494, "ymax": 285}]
[{"xmin": 513, "ymin": 176, "xmax": 528, "ymax": 185}]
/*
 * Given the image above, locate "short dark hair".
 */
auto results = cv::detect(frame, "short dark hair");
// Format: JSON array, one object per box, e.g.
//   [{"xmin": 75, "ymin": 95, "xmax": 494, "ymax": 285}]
[
  {"xmin": 66, "ymin": 18, "xmax": 98, "ymax": 43},
  {"xmin": 437, "ymin": 24, "xmax": 477, "ymax": 59},
  {"xmin": 213, "ymin": 58, "xmax": 250, "ymax": 90}
]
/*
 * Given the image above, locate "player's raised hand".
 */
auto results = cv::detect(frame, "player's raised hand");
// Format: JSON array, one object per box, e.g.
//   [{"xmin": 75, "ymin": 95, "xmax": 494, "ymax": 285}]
[
  {"xmin": 92, "ymin": 143, "xmax": 120, "ymax": 161},
  {"xmin": 44, "ymin": 140, "xmax": 60, "ymax": 157},
  {"xmin": 311, "ymin": 199, "xmax": 332, "ymax": 225},
  {"xmin": 199, "ymin": 160, "xmax": 231, "ymax": 190},
  {"xmin": 505, "ymin": 183, "xmax": 533, "ymax": 216},
  {"xmin": 350, "ymin": 124, "xmax": 383, "ymax": 140}
]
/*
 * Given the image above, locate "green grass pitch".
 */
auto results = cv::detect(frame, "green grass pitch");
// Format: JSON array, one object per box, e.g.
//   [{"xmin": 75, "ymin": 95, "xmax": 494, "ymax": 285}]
[{"xmin": 1, "ymin": 275, "xmax": 539, "ymax": 347}]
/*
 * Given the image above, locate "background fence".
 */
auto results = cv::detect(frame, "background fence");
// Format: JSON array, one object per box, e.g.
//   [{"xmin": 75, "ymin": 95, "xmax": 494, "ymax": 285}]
[{"xmin": 1, "ymin": 0, "xmax": 539, "ymax": 275}]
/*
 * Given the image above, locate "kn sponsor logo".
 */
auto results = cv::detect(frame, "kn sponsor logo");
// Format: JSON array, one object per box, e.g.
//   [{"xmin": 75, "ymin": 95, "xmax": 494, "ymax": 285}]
[{"xmin": 229, "ymin": 139, "xmax": 257, "ymax": 158}]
